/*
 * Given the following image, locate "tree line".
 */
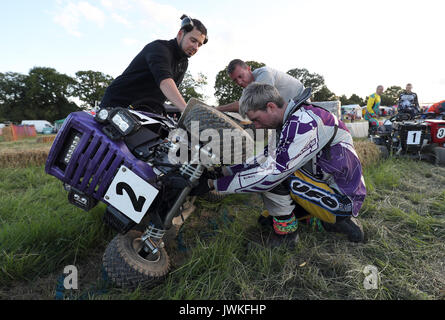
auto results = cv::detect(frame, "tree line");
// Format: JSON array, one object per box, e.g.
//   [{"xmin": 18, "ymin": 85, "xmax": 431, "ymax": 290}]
[
  {"xmin": 0, "ymin": 63, "xmax": 404, "ymax": 122},
  {"xmin": 0, "ymin": 67, "xmax": 113, "ymax": 122},
  {"xmin": 215, "ymin": 61, "xmax": 404, "ymax": 107}
]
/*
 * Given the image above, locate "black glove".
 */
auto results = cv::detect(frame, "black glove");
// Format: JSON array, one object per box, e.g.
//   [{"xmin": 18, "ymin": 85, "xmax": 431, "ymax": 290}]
[
  {"xmin": 206, "ymin": 166, "xmax": 224, "ymax": 179},
  {"xmin": 189, "ymin": 174, "xmax": 213, "ymax": 196}
]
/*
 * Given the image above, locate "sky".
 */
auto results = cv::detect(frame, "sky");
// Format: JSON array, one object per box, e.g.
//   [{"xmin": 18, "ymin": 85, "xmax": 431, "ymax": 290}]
[{"xmin": 1, "ymin": 0, "xmax": 444, "ymax": 105}]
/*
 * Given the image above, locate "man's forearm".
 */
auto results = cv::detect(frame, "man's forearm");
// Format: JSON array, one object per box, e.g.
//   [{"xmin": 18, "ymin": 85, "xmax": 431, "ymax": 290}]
[
  {"xmin": 160, "ymin": 78, "xmax": 187, "ymax": 112},
  {"xmin": 216, "ymin": 101, "xmax": 240, "ymax": 113}
]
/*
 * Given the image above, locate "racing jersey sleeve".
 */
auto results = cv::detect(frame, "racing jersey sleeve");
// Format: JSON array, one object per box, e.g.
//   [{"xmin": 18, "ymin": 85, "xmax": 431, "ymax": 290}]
[
  {"xmin": 214, "ymin": 107, "xmax": 333, "ymax": 193},
  {"xmin": 224, "ymin": 145, "xmax": 269, "ymax": 176},
  {"xmin": 366, "ymin": 94, "xmax": 376, "ymax": 114}
]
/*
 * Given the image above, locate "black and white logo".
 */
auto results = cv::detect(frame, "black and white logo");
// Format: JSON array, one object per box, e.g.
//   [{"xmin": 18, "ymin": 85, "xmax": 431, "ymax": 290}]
[
  {"xmin": 290, "ymin": 178, "xmax": 340, "ymax": 212},
  {"xmin": 437, "ymin": 127, "xmax": 445, "ymax": 139}
]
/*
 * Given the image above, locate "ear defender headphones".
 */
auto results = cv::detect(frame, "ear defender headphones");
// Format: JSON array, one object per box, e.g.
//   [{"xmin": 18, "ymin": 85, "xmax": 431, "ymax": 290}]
[{"xmin": 180, "ymin": 14, "xmax": 208, "ymax": 44}]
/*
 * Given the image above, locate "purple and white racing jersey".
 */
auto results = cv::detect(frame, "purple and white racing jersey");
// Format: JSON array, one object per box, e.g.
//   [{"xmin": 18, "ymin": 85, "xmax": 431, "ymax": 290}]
[{"xmin": 213, "ymin": 100, "xmax": 367, "ymax": 216}]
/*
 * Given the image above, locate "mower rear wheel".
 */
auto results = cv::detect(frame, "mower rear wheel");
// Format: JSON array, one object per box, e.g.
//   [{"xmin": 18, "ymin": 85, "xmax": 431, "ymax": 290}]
[
  {"xmin": 179, "ymin": 98, "xmax": 255, "ymax": 164},
  {"xmin": 433, "ymin": 147, "xmax": 445, "ymax": 166},
  {"xmin": 377, "ymin": 145, "xmax": 389, "ymax": 159}
]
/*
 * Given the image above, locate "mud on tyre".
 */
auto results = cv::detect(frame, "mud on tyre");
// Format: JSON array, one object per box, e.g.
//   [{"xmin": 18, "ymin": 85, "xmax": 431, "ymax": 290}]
[
  {"xmin": 200, "ymin": 189, "xmax": 226, "ymax": 202},
  {"xmin": 179, "ymin": 98, "xmax": 255, "ymax": 164},
  {"xmin": 102, "ymin": 230, "xmax": 170, "ymax": 289}
]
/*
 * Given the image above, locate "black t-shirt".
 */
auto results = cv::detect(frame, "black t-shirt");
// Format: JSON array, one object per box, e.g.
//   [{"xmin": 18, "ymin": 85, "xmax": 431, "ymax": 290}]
[
  {"xmin": 398, "ymin": 91, "xmax": 420, "ymax": 111},
  {"xmin": 99, "ymin": 39, "xmax": 188, "ymax": 114}
]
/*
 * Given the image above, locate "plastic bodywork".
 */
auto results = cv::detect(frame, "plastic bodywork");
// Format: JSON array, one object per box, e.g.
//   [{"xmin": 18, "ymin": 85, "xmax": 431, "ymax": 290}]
[{"xmin": 45, "ymin": 111, "xmax": 158, "ymax": 204}]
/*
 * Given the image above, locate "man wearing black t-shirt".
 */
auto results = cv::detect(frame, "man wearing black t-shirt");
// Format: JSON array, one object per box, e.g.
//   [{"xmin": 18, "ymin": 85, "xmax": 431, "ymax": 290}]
[{"xmin": 100, "ymin": 16, "xmax": 208, "ymax": 114}]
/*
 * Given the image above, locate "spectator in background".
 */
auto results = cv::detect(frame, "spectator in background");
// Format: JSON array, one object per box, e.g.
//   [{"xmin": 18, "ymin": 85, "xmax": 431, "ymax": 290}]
[
  {"xmin": 398, "ymin": 83, "xmax": 420, "ymax": 116},
  {"xmin": 364, "ymin": 85, "xmax": 384, "ymax": 130},
  {"xmin": 216, "ymin": 59, "xmax": 305, "ymax": 114}
]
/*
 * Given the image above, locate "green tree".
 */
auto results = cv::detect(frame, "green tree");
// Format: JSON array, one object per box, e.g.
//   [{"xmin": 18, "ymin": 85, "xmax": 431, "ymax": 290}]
[
  {"xmin": 286, "ymin": 68, "xmax": 325, "ymax": 95},
  {"xmin": 214, "ymin": 61, "xmax": 265, "ymax": 105},
  {"xmin": 73, "ymin": 70, "xmax": 114, "ymax": 108},
  {"xmin": 381, "ymin": 85, "xmax": 403, "ymax": 106},
  {"xmin": 178, "ymin": 71, "xmax": 208, "ymax": 103},
  {"xmin": 339, "ymin": 94, "xmax": 349, "ymax": 106},
  {"xmin": 339, "ymin": 93, "xmax": 365, "ymax": 106},
  {"xmin": 0, "ymin": 72, "xmax": 28, "ymax": 121},
  {"xmin": 24, "ymin": 67, "xmax": 79, "ymax": 122},
  {"xmin": 287, "ymin": 67, "xmax": 339, "ymax": 101},
  {"xmin": 313, "ymin": 85, "xmax": 337, "ymax": 101},
  {"xmin": 0, "ymin": 67, "xmax": 79, "ymax": 122},
  {"xmin": 349, "ymin": 94, "xmax": 365, "ymax": 106}
]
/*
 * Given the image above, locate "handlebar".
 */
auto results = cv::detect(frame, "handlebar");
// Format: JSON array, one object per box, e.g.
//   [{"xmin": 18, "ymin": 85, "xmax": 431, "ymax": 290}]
[{"xmin": 389, "ymin": 112, "xmax": 445, "ymax": 122}]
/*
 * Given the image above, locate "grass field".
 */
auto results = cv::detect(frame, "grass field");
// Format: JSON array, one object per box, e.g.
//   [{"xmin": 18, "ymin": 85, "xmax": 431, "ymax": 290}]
[{"xmin": 0, "ymin": 138, "xmax": 444, "ymax": 300}]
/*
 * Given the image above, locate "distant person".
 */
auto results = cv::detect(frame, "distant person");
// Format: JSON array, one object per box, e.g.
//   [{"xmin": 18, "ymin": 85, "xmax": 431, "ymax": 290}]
[
  {"xmin": 216, "ymin": 59, "xmax": 305, "ymax": 114},
  {"xmin": 99, "ymin": 15, "xmax": 208, "ymax": 115},
  {"xmin": 364, "ymin": 85, "xmax": 384, "ymax": 130},
  {"xmin": 398, "ymin": 83, "xmax": 420, "ymax": 116}
]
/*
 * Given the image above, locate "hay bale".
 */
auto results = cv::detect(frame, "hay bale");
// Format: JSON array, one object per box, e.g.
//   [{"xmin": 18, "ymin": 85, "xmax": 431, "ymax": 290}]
[
  {"xmin": 354, "ymin": 139, "xmax": 381, "ymax": 168},
  {"xmin": 2, "ymin": 126, "xmax": 14, "ymax": 142},
  {"xmin": 36, "ymin": 135, "xmax": 56, "ymax": 144},
  {"xmin": 0, "ymin": 147, "xmax": 51, "ymax": 168}
]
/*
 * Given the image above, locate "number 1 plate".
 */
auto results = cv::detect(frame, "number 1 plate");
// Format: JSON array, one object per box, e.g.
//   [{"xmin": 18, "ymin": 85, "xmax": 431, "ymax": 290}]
[
  {"xmin": 407, "ymin": 131, "xmax": 422, "ymax": 145},
  {"xmin": 104, "ymin": 166, "xmax": 159, "ymax": 223}
]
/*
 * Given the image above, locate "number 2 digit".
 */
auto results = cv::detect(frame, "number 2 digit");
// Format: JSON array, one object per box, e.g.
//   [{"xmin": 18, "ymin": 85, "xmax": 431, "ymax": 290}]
[{"xmin": 116, "ymin": 182, "xmax": 146, "ymax": 212}]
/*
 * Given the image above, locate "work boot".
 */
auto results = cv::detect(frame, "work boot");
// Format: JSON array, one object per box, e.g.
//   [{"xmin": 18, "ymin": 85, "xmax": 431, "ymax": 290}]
[
  {"xmin": 265, "ymin": 231, "xmax": 299, "ymax": 248},
  {"xmin": 321, "ymin": 217, "xmax": 364, "ymax": 243},
  {"xmin": 257, "ymin": 210, "xmax": 273, "ymax": 228}
]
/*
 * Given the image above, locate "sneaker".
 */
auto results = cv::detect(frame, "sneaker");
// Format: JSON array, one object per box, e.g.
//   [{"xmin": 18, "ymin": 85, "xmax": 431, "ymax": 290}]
[{"xmin": 321, "ymin": 217, "xmax": 364, "ymax": 243}]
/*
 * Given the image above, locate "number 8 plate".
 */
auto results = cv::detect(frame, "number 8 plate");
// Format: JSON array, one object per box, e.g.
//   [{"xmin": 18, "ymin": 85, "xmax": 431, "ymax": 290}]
[{"xmin": 104, "ymin": 166, "xmax": 159, "ymax": 223}]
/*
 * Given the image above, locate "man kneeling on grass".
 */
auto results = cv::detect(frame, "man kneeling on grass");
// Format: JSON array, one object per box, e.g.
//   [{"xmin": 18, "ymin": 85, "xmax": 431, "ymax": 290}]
[{"xmin": 191, "ymin": 83, "xmax": 367, "ymax": 247}]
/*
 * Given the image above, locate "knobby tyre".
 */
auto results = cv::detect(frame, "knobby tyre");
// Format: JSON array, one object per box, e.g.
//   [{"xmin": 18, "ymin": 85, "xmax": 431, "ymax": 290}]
[{"xmin": 102, "ymin": 230, "xmax": 170, "ymax": 289}]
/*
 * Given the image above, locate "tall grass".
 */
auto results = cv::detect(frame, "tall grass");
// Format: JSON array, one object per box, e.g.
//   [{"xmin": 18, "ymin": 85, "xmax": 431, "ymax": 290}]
[
  {"xmin": 0, "ymin": 146, "xmax": 444, "ymax": 299},
  {"xmin": 0, "ymin": 166, "xmax": 114, "ymax": 289},
  {"xmin": 96, "ymin": 159, "xmax": 445, "ymax": 300}
]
